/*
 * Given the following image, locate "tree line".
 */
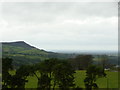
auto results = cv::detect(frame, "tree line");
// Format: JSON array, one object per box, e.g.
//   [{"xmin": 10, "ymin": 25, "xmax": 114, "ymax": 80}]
[{"xmin": 2, "ymin": 55, "xmax": 106, "ymax": 90}]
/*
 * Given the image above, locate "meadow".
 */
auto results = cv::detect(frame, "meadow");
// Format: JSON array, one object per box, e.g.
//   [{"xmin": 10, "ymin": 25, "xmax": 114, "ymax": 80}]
[{"xmin": 25, "ymin": 70, "xmax": 118, "ymax": 88}]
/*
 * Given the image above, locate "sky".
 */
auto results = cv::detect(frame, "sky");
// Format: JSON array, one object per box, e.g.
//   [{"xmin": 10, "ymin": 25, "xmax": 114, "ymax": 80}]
[{"xmin": 0, "ymin": 1, "xmax": 118, "ymax": 51}]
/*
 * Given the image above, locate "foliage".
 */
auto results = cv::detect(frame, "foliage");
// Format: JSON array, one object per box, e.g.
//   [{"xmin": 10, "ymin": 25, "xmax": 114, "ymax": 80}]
[
  {"xmin": 2, "ymin": 57, "xmax": 13, "ymax": 88},
  {"xmin": 25, "ymin": 70, "xmax": 118, "ymax": 88},
  {"xmin": 28, "ymin": 58, "xmax": 75, "ymax": 89},
  {"xmin": 4, "ymin": 57, "xmax": 117, "ymax": 89},
  {"xmin": 11, "ymin": 65, "xmax": 33, "ymax": 88},
  {"xmin": 69, "ymin": 55, "xmax": 93, "ymax": 70},
  {"xmin": 53, "ymin": 61, "xmax": 75, "ymax": 89},
  {"xmin": 84, "ymin": 65, "xmax": 106, "ymax": 90},
  {"xmin": 2, "ymin": 58, "xmax": 32, "ymax": 88}
]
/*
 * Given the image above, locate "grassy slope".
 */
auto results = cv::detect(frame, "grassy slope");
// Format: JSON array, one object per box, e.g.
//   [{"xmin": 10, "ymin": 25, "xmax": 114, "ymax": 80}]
[
  {"xmin": 25, "ymin": 70, "xmax": 118, "ymax": 88},
  {"xmin": 2, "ymin": 45, "xmax": 50, "ymax": 67},
  {"xmin": 2, "ymin": 44, "xmax": 74, "ymax": 67},
  {"xmin": 3, "ymin": 45, "xmax": 48, "ymax": 56}
]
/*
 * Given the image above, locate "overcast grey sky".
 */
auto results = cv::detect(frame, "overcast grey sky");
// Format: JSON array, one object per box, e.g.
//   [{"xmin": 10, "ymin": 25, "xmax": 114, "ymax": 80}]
[{"xmin": 0, "ymin": 1, "xmax": 118, "ymax": 51}]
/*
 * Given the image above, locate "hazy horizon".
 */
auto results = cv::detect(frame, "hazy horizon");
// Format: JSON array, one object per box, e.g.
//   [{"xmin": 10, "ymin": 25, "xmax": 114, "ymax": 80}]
[{"xmin": 1, "ymin": 41, "xmax": 118, "ymax": 55}]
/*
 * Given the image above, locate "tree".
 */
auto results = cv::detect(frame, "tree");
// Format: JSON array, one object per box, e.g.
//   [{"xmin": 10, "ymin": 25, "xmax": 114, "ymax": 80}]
[
  {"xmin": 84, "ymin": 65, "xmax": 106, "ymax": 90},
  {"xmin": 2, "ymin": 57, "xmax": 13, "ymax": 88},
  {"xmin": 38, "ymin": 74, "xmax": 51, "ymax": 89},
  {"xmin": 100, "ymin": 55, "xmax": 108, "ymax": 72},
  {"xmin": 70, "ymin": 55, "xmax": 93, "ymax": 70},
  {"xmin": 2, "ymin": 58, "xmax": 32, "ymax": 89},
  {"xmin": 36, "ymin": 61, "xmax": 51, "ymax": 89},
  {"xmin": 10, "ymin": 65, "xmax": 31, "ymax": 88},
  {"xmin": 29, "ymin": 58, "xmax": 75, "ymax": 89},
  {"xmin": 2, "ymin": 58, "xmax": 76, "ymax": 89},
  {"xmin": 53, "ymin": 61, "xmax": 75, "ymax": 89},
  {"xmin": 29, "ymin": 58, "xmax": 59, "ymax": 89},
  {"xmin": 9, "ymin": 74, "xmax": 28, "ymax": 88}
]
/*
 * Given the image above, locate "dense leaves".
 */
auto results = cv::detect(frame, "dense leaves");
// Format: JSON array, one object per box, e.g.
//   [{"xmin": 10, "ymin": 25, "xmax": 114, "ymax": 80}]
[
  {"xmin": 53, "ymin": 61, "xmax": 75, "ymax": 89},
  {"xmin": 2, "ymin": 56, "xmax": 108, "ymax": 89},
  {"xmin": 69, "ymin": 55, "xmax": 93, "ymax": 70},
  {"xmin": 2, "ymin": 58, "xmax": 13, "ymax": 88},
  {"xmin": 29, "ymin": 58, "xmax": 75, "ymax": 89},
  {"xmin": 84, "ymin": 65, "xmax": 106, "ymax": 90},
  {"xmin": 2, "ymin": 58, "xmax": 32, "ymax": 88}
]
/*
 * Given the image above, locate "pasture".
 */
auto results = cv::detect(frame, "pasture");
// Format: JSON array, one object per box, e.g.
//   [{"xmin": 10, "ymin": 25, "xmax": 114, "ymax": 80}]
[{"xmin": 25, "ymin": 70, "xmax": 118, "ymax": 88}]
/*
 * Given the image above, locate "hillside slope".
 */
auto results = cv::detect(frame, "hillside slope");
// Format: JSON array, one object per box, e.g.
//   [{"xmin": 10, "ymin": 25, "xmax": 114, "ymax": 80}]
[{"xmin": 2, "ymin": 41, "xmax": 75, "ymax": 67}]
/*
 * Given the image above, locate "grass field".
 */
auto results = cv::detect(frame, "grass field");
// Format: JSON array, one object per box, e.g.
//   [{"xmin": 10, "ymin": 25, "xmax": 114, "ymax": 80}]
[
  {"xmin": 74, "ymin": 70, "xmax": 118, "ymax": 88},
  {"xmin": 25, "ymin": 70, "xmax": 119, "ymax": 88}
]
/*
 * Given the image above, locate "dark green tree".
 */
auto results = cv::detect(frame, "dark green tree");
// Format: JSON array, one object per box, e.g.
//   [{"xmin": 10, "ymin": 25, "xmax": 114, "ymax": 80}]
[
  {"xmin": 53, "ymin": 61, "xmax": 75, "ymax": 89},
  {"xmin": 38, "ymin": 74, "xmax": 51, "ymax": 89},
  {"xmin": 100, "ymin": 55, "xmax": 108, "ymax": 72},
  {"xmin": 29, "ymin": 58, "xmax": 59, "ymax": 89},
  {"xmin": 2, "ymin": 57, "xmax": 13, "ymax": 88},
  {"xmin": 9, "ymin": 74, "xmax": 28, "ymax": 88},
  {"xmin": 2, "ymin": 57, "xmax": 32, "ymax": 89},
  {"xmin": 2, "ymin": 58, "xmax": 76, "ymax": 89},
  {"xmin": 9, "ymin": 65, "xmax": 32, "ymax": 88},
  {"xmin": 70, "ymin": 55, "xmax": 93, "ymax": 70},
  {"xmin": 84, "ymin": 65, "xmax": 106, "ymax": 90},
  {"xmin": 36, "ymin": 61, "xmax": 51, "ymax": 89},
  {"xmin": 29, "ymin": 58, "xmax": 75, "ymax": 89}
]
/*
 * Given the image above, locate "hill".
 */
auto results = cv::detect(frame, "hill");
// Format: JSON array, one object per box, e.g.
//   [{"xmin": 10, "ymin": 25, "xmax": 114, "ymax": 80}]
[
  {"xmin": 2, "ymin": 41, "xmax": 118, "ymax": 68},
  {"xmin": 2, "ymin": 41, "xmax": 76, "ymax": 67}
]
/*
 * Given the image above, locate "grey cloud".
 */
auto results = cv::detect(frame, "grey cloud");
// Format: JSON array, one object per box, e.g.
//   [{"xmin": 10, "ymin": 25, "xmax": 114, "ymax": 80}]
[
  {"xmin": 0, "ymin": 2, "xmax": 118, "ymax": 51},
  {"xmin": 1, "ymin": 2, "xmax": 117, "ymax": 23}
]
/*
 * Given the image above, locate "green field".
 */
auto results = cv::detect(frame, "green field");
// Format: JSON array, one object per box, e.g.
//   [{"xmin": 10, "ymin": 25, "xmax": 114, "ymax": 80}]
[{"xmin": 25, "ymin": 70, "xmax": 118, "ymax": 88}]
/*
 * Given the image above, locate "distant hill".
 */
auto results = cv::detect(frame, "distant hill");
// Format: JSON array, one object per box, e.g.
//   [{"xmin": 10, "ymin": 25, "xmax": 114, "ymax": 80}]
[
  {"xmin": 2, "ymin": 41, "xmax": 76, "ymax": 67},
  {"xmin": 2, "ymin": 41, "xmax": 35, "ymax": 49},
  {"xmin": 2, "ymin": 41, "xmax": 118, "ymax": 68}
]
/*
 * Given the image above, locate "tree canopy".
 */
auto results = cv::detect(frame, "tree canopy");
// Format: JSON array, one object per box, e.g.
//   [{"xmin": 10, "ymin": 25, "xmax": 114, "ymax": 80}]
[{"xmin": 84, "ymin": 65, "xmax": 106, "ymax": 90}]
